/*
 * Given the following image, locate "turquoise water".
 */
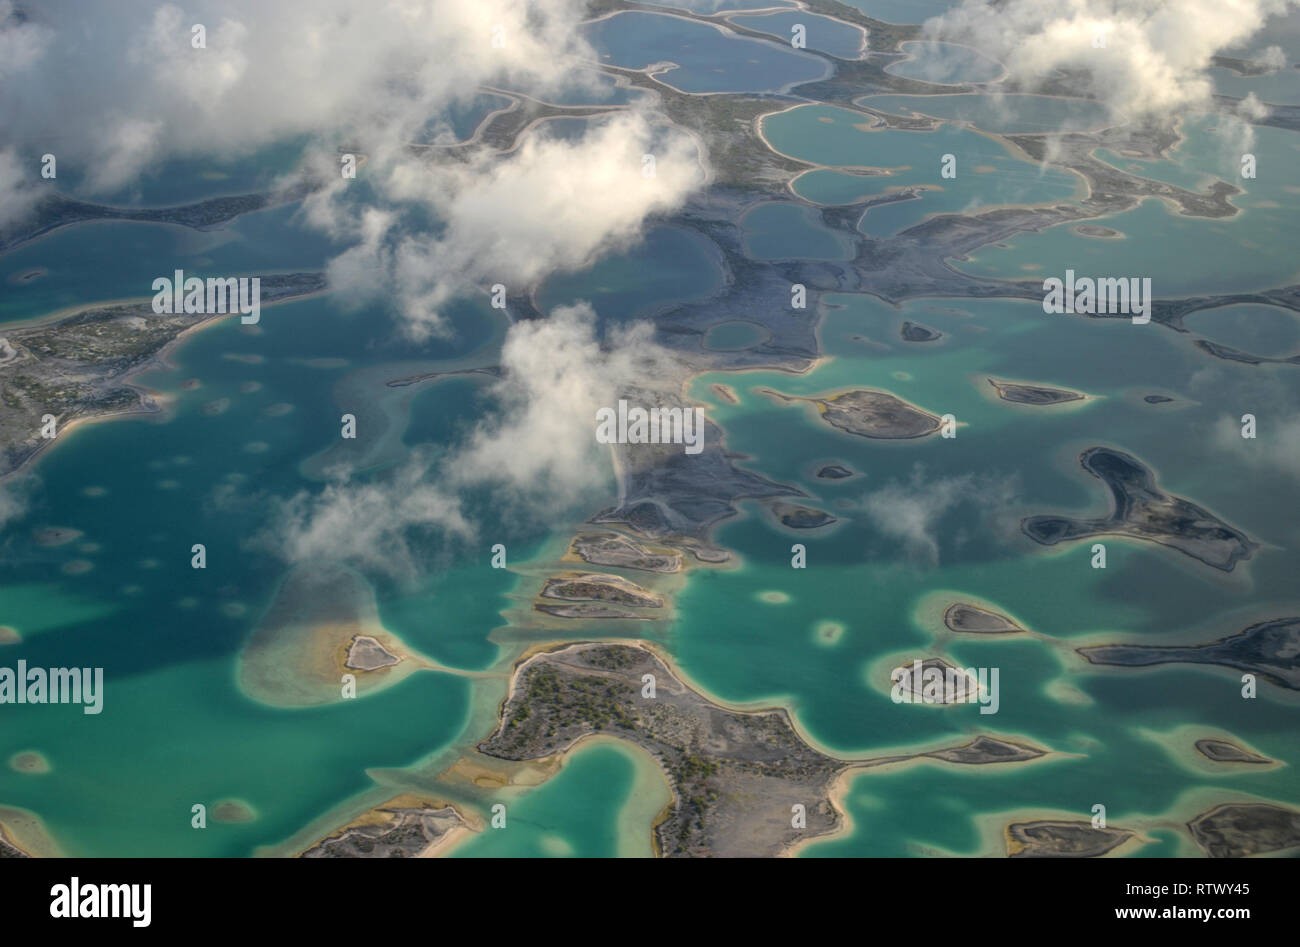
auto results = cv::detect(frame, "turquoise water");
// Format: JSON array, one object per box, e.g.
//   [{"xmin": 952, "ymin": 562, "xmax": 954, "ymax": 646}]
[
  {"xmin": 705, "ymin": 320, "xmax": 769, "ymax": 350},
  {"xmin": 681, "ymin": 293, "xmax": 1300, "ymax": 853},
  {"xmin": 955, "ymin": 116, "xmax": 1300, "ymax": 292},
  {"xmin": 683, "ymin": 294, "xmax": 1300, "ymax": 741},
  {"xmin": 0, "ymin": 207, "xmax": 341, "ymax": 325},
  {"xmin": 953, "ymin": 198, "xmax": 1300, "ymax": 295},
  {"xmin": 1211, "ymin": 66, "xmax": 1300, "ymax": 106},
  {"xmin": 730, "ymin": 12, "xmax": 868, "ymax": 59},
  {"xmin": 741, "ymin": 202, "xmax": 855, "ymax": 260},
  {"xmin": 861, "ymin": 93, "xmax": 1117, "ymax": 134},
  {"xmin": 585, "ymin": 11, "xmax": 828, "ymax": 93},
  {"xmin": 450, "ymin": 741, "xmax": 668, "ymax": 858},
  {"xmin": 0, "ymin": 176, "xmax": 552, "ymax": 854},
  {"xmin": 55, "ymin": 140, "xmax": 310, "ymax": 209},
  {"xmin": 765, "ymin": 105, "xmax": 1079, "ymax": 236},
  {"xmin": 1182, "ymin": 303, "xmax": 1300, "ymax": 354},
  {"xmin": 536, "ymin": 224, "xmax": 724, "ymax": 327},
  {"xmin": 1091, "ymin": 149, "xmax": 1211, "ymax": 191},
  {"xmin": 5, "ymin": 11, "xmax": 1300, "ymax": 861}
]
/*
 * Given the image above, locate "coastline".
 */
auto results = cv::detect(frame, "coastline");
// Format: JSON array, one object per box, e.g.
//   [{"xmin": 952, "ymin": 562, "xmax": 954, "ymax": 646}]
[{"xmin": 0, "ymin": 283, "xmax": 330, "ymax": 488}]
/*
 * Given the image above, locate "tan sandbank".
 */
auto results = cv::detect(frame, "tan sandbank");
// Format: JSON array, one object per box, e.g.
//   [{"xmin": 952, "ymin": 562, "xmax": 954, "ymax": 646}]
[{"xmin": 238, "ymin": 562, "xmax": 450, "ymax": 708}]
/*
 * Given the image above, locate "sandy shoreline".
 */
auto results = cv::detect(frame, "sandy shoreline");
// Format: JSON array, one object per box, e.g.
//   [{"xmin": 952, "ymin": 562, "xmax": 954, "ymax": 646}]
[{"xmin": 0, "ymin": 284, "xmax": 330, "ymax": 487}]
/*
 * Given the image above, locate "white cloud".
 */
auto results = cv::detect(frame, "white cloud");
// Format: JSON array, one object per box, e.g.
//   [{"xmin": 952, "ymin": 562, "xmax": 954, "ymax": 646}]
[
  {"xmin": 926, "ymin": 0, "xmax": 1297, "ymax": 119},
  {"xmin": 0, "ymin": 475, "xmax": 32, "ymax": 535},
  {"xmin": 1258, "ymin": 44, "xmax": 1288, "ymax": 70},
  {"xmin": 263, "ymin": 453, "xmax": 474, "ymax": 579},
  {"xmin": 0, "ymin": 0, "xmax": 49, "ymax": 78},
  {"xmin": 2, "ymin": 0, "xmax": 710, "ymax": 572},
  {"xmin": 328, "ymin": 110, "xmax": 703, "ymax": 337},
  {"xmin": 0, "ymin": 1, "xmax": 705, "ymax": 333},
  {"xmin": 1210, "ymin": 411, "xmax": 1300, "ymax": 482},
  {"xmin": 861, "ymin": 465, "xmax": 1020, "ymax": 565},
  {"xmin": 263, "ymin": 302, "xmax": 687, "ymax": 572},
  {"xmin": 0, "ymin": 147, "xmax": 41, "ymax": 227},
  {"xmin": 863, "ymin": 470, "xmax": 972, "ymax": 565},
  {"xmin": 449, "ymin": 301, "xmax": 685, "ymax": 504},
  {"xmin": 2, "ymin": 0, "xmax": 600, "ymax": 196}
]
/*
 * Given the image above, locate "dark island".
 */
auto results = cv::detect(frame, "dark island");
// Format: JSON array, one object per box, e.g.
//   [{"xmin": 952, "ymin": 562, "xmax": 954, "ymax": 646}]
[
  {"xmin": 1187, "ymin": 803, "xmax": 1300, "ymax": 858},
  {"xmin": 1194, "ymin": 739, "xmax": 1273, "ymax": 764},
  {"xmin": 900, "ymin": 321, "xmax": 942, "ymax": 342},
  {"xmin": 944, "ymin": 602, "xmax": 1024, "ymax": 634},
  {"xmin": 1078, "ymin": 617, "xmax": 1300, "ymax": 690},
  {"xmin": 1022, "ymin": 447, "xmax": 1257, "ymax": 572},
  {"xmin": 987, "ymin": 377, "xmax": 1085, "ymax": 405},
  {"xmin": 569, "ymin": 532, "xmax": 682, "ymax": 574},
  {"xmin": 761, "ymin": 387, "xmax": 941, "ymax": 439},
  {"xmin": 816, "ymin": 464, "xmax": 855, "ymax": 479},
  {"xmin": 1007, "ymin": 820, "xmax": 1135, "ymax": 857},
  {"xmin": 771, "ymin": 502, "xmax": 837, "ymax": 529}
]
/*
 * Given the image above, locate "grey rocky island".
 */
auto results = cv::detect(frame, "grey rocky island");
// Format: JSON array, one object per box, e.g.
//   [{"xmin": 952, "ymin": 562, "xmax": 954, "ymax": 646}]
[
  {"xmin": 987, "ymin": 377, "xmax": 1085, "ymax": 405},
  {"xmin": 540, "ymin": 573, "xmax": 664, "ymax": 609},
  {"xmin": 1187, "ymin": 803, "xmax": 1300, "ymax": 857},
  {"xmin": 1079, "ymin": 617, "xmax": 1300, "ymax": 690},
  {"xmin": 761, "ymin": 387, "xmax": 942, "ymax": 439},
  {"xmin": 1022, "ymin": 447, "xmax": 1257, "ymax": 572},
  {"xmin": 569, "ymin": 532, "xmax": 683, "ymax": 573},
  {"xmin": 0, "ymin": 272, "xmax": 326, "ymax": 481},
  {"xmin": 479, "ymin": 642, "xmax": 1047, "ymax": 857},
  {"xmin": 944, "ymin": 603, "xmax": 1024, "ymax": 634},
  {"xmin": 771, "ymin": 502, "xmax": 837, "ymax": 529},
  {"xmin": 300, "ymin": 796, "xmax": 470, "ymax": 858},
  {"xmin": 344, "ymin": 635, "xmax": 401, "ymax": 672},
  {"xmin": 1194, "ymin": 739, "xmax": 1273, "ymax": 764},
  {"xmin": 1006, "ymin": 820, "xmax": 1135, "ymax": 857}
]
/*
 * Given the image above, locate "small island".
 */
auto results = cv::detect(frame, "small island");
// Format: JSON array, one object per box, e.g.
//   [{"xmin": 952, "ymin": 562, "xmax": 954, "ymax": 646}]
[
  {"xmin": 709, "ymin": 383, "xmax": 740, "ymax": 405},
  {"xmin": 540, "ymin": 572, "xmax": 664, "ymax": 609},
  {"xmin": 987, "ymin": 377, "xmax": 1085, "ymax": 405},
  {"xmin": 344, "ymin": 635, "xmax": 401, "ymax": 672},
  {"xmin": 1079, "ymin": 616, "xmax": 1300, "ymax": 690},
  {"xmin": 1022, "ymin": 447, "xmax": 1257, "ymax": 572},
  {"xmin": 569, "ymin": 532, "xmax": 682, "ymax": 574},
  {"xmin": 816, "ymin": 464, "xmax": 855, "ymax": 479},
  {"xmin": 1075, "ymin": 224, "xmax": 1121, "ymax": 238},
  {"xmin": 900, "ymin": 321, "xmax": 942, "ymax": 342},
  {"xmin": 925, "ymin": 736, "xmax": 1042, "ymax": 765},
  {"xmin": 944, "ymin": 602, "xmax": 1024, "ymax": 634},
  {"xmin": 761, "ymin": 387, "xmax": 941, "ymax": 439},
  {"xmin": 1007, "ymin": 820, "xmax": 1135, "ymax": 857},
  {"xmin": 891, "ymin": 657, "xmax": 984, "ymax": 704},
  {"xmin": 239, "ymin": 563, "xmax": 429, "ymax": 707},
  {"xmin": 1188, "ymin": 803, "xmax": 1300, "ymax": 857},
  {"xmin": 771, "ymin": 502, "xmax": 837, "ymax": 529},
  {"xmin": 535, "ymin": 603, "xmax": 656, "ymax": 620},
  {"xmin": 300, "ymin": 796, "xmax": 472, "ymax": 858},
  {"xmin": 1194, "ymin": 739, "xmax": 1273, "ymax": 764}
]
